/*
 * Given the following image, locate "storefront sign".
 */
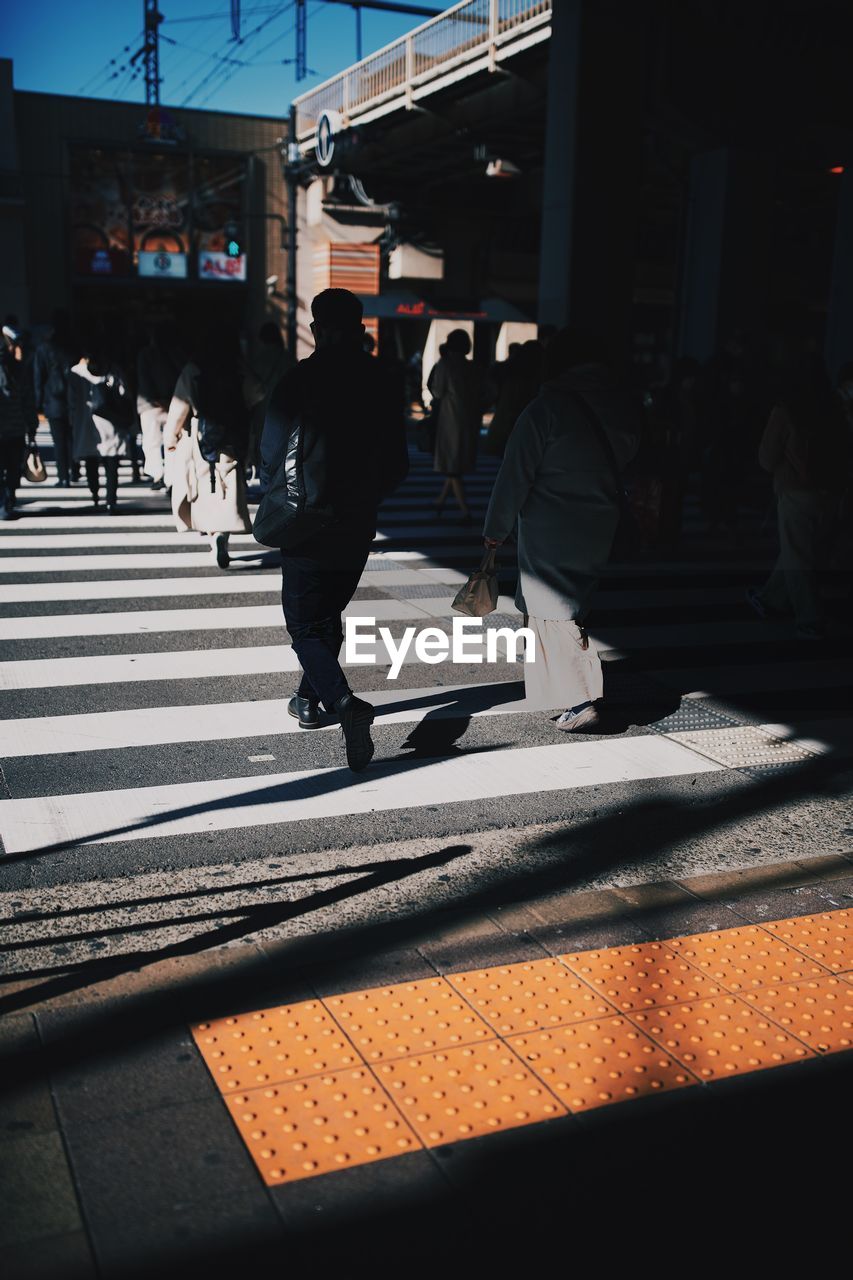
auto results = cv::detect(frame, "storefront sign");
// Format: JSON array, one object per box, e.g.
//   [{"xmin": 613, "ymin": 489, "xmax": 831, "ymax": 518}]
[
  {"xmin": 199, "ymin": 250, "xmax": 247, "ymax": 281},
  {"xmin": 138, "ymin": 250, "xmax": 188, "ymax": 279}
]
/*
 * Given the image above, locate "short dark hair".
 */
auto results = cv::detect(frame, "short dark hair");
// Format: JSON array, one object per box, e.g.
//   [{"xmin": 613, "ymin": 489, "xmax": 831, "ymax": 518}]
[
  {"xmin": 445, "ymin": 328, "xmax": 471, "ymax": 355},
  {"xmin": 311, "ymin": 288, "xmax": 363, "ymax": 331}
]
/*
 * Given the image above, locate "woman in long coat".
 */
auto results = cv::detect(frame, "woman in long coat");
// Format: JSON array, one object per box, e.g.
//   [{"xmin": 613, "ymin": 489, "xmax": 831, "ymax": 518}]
[
  {"xmin": 428, "ymin": 329, "xmax": 486, "ymax": 522},
  {"xmin": 483, "ymin": 329, "xmax": 641, "ymax": 730},
  {"xmin": 164, "ymin": 324, "xmax": 251, "ymax": 569},
  {"xmin": 67, "ymin": 342, "xmax": 132, "ymax": 513}
]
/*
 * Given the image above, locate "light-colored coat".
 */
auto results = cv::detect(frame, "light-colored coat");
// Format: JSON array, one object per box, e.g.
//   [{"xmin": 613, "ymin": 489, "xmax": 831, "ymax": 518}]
[
  {"xmin": 483, "ymin": 366, "xmax": 642, "ymax": 620},
  {"xmin": 164, "ymin": 362, "xmax": 251, "ymax": 535}
]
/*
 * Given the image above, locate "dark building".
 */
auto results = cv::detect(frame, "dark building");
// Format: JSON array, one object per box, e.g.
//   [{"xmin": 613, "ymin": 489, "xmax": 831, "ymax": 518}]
[
  {"xmin": 0, "ymin": 58, "xmax": 289, "ymax": 354},
  {"xmin": 289, "ymin": 0, "xmax": 853, "ymax": 382}
]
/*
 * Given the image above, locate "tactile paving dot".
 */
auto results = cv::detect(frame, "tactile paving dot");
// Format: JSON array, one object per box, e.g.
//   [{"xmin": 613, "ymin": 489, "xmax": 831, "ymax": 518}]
[
  {"xmin": 225, "ymin": 1068, "xmax": 419, "ymax": 1185},
  {"xmin": 510, "ymin": 1017, "xmax": 695, "ymax": 1112},
  {"xmin": 629, "ymin": 995, "xmax": 815, "ymax": 1079},
  {"xmin": 325, "ymin": 977, "xmax": 493, "ymax": 1061},
  {"xmin": 374, "ymin": 1040, "xmax": 565, "ymax": 1145},
  {"xmin": 762, "ymin": 911, "xmax": 853, "ymax": 974},
  {"xmin": 560, "ymin": 942, "xmax": 726, "ymax": 1011},
  {"xmin": 743, "ymin": 978, "xmax": 853, "ymax": 1053},
  {"xmin": 665, "ymin": 925, "xmax": 829, "ymax": 991},
  {"xmin": 667, "ymin": 725, "xmax": 820, "ymax": 767},
  {"xmin": 192, "ymin": 1002, "xmax": 360, "ymax": 1092},
  {"xmin": 446, "ymin": 958, "xmax": 615, "ymax": 1034}
]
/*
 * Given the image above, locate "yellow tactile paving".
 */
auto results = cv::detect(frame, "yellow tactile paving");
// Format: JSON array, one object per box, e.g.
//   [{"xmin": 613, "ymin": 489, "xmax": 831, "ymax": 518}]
[
  {"xmin": 374, "ymin": 1040, "xmax": 565, "ymax": 1145},
  {"xmin": 743, "ymin": 978, "xmax": 853, "ymax": 1054},
  {"xmin": 225, "ymin": 1068, "xmax": 419, "ymax": 1185},
  {"xmin": 665, "ymin": 924, "xmax": 830, "ymax": 991},
  {"xmin": 447, "ymin": 958, "xmax": 615, "ymax": 1034},
  {"xmin": 510, "ymin": 1017, "xmax": 696, "ymax": 1111},
  {"xmin": 192, "ymin": 1002, "xmax": 360, "ymax": 1092},
  {"xmin": 629, "ymin": 995, "xmax": 815, "ymax": 1079},
  {"xmin": 761, "ymin": 911, "xmax": 853, "ymax": 973},
  {"xmin": 325, "ymin": 977, "xmax": 493, "ymax": 1062},
  {"xmin": 560, "ymin": 941, "xmax": 727, "ymax": 1011},
  {"xmin": 191, "ymin": 908, "xmax": 853, "ymax": 1185}
]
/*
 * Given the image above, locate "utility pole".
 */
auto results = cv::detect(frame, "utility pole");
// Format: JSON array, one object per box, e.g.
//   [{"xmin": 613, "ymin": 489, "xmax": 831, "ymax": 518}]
[
  {"xmin": 143, "ymin": 0, "xmax": 162, "ymax": 106},
  {"xmin": 296, "ymin": 0, "xmax": 307, "ymax": 81}
]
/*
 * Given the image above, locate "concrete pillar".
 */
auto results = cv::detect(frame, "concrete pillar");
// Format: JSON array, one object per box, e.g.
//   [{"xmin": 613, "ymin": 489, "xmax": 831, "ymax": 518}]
[
  {"xmin": 0, "ymin": 60, "xmax": 30, "ymax": 325},
  {"xmin": 826, "ymin": 165, "xmax": 853, "ymax": 381},
  {"xmin": 537, "ymin": 0, "xmax": 645, "ymax": 364},
  {"xmin": 677, "ymin": 149, "xmax": 773, "ymax": 364}
]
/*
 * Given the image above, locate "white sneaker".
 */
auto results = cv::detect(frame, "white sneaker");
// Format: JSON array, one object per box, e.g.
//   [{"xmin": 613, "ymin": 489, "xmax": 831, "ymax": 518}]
[{"xmin": 554, "ymin": 704, "xmax": 601, "ymax": 732}]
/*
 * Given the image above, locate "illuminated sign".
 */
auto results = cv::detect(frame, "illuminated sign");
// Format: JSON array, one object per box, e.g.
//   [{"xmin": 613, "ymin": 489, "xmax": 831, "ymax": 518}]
[
  {"xmin": 138, "ymin": 250, "xmax": 188, "ymax": 279},
  {"xmin": 199, "ymin": 250, "xmax": 247, "ymax": 282}
]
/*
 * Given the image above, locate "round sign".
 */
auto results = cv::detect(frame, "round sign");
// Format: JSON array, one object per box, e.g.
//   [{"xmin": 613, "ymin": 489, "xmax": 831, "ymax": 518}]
[{"xmin": 316, "ymin": 110, "xmax": 343, "ymax": 168}]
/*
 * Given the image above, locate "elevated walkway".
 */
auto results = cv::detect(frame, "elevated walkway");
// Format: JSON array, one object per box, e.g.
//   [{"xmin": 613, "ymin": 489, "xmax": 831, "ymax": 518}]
[{"xmin": 293, "ymin": 0, "xmax": 551, "ymax": 153}]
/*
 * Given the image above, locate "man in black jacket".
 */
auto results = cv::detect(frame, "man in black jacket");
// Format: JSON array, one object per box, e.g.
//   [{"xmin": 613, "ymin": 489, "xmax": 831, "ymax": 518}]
[
  {"xmin": 33, "ymin": 311, "xmax": 76, "ymax": 485},
  {"xmin": 261, "ymin": 290, "xmax": 408, "ymax": 771}
]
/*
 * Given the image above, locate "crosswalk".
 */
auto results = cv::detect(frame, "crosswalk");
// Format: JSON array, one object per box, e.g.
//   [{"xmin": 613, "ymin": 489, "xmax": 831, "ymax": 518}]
[{"xmin": 0, "ymin": 430, "xmax": 851, "ymax": 965}]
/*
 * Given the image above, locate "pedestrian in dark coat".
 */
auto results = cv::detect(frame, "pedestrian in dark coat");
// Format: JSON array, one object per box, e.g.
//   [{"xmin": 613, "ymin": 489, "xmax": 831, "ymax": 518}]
[
  {"xmin": 33, "ymin": 310, "xmax": 76, "ymax": 485},
  {"xmin": 428, "ymin": 329, "xmax": 489, "ymax": 521},
  {"xmin": 260, "ymin": 288, "xmax": 408, "ymax": 770},
  {"xmin": 0, "ymin": 323, "xmax": 38, "ymax": 519},
  {"xmin": 68, "ymin": 340, "xmax": 132, "ymax": 513}
]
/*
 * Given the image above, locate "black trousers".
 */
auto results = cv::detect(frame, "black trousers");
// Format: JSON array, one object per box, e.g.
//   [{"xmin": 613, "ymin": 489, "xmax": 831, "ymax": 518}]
[
  {"xmin": 48, "ymin": 416, "xmax": 76, "ymax": 483},
  {"xmin": 0, "ymin": 436, "xmax": 24, "ymax": 509},
  {"xmin": 280, "ymin": 518, "xmax": 375, "ymax": 711},
  {"xmin": 85, "ymin": 457, "xmax": 119, "ymax": 505}
]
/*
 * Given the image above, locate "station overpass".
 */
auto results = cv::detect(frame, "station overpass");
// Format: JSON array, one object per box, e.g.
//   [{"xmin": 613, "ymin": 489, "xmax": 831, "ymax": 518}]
[{"xmin": 293, "ymin": 0, "xmax": 552, "ymax": 156}]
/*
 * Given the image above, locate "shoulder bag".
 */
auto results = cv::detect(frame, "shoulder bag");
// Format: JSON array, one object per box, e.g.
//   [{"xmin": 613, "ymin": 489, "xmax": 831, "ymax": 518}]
[{"xmin": 252, "ymin": 414, "xmax": 335, "ymax": 549}]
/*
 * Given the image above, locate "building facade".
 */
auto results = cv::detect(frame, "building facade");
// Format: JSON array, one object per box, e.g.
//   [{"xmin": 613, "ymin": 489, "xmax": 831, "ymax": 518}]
[{"xmin": 1, "ymin": 58, "xmax": 289, "ymax": 355}]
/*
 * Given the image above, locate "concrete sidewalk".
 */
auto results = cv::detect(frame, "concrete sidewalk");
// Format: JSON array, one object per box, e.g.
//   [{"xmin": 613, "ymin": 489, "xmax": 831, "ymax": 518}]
[{"xmin": 3, "ymin": 846, "xmax": 852, "ymax": 1278}]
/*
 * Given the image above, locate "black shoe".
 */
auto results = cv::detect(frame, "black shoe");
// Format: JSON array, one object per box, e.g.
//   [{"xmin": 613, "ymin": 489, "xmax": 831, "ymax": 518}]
[
  {"xmin": 287, "ymin": 694, "xmax": 321, "ymax": 729},
  {"xmin": 333, "ymin": 693, "xmax": 375, "ymax": 771},
  {"xmin": 151, "ymin": 478, "xmax": 165, "ymax": 491},
  {"xmin": 106, "ymin": 503, "xmax": 118, "ymax": 515}
]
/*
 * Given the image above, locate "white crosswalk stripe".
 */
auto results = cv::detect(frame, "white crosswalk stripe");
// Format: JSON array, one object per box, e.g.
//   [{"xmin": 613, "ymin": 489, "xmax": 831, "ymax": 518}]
[{"xmin": 0, "ymin": 737, "xmax": 723, "ymax": 854}]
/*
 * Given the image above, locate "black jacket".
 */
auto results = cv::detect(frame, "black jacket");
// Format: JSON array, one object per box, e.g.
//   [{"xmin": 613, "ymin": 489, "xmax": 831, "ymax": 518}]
[
  {"xmin": 0, "ymin": 347, "xmax": 38, "ymax": 441},
  {"xmin": 33, "ymin": 337, "xmax": 73, "ymax": 420},
  {"xmin": 260, "ymin": 345, "xmax": 408, "ymax": 516}
]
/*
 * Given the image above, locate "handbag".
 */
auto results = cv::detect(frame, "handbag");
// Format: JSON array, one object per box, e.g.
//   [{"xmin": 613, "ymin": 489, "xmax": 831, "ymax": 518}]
[
  {"xmin": 452, "ymin": 547, "xmax": 499, "ymax": 617},
  {"xmin": 25, "ymin": 447, "xmax": 47, "ymax": 483},
  {"xmin": 252, "ymin": 413, "xmax": 334, "ymax": 549}
]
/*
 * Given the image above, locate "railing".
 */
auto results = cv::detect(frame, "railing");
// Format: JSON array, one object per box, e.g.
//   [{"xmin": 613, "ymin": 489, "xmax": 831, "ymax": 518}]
[{"xmin": 293, "ymin": 0, "xmax": 551, "ymax": 141}]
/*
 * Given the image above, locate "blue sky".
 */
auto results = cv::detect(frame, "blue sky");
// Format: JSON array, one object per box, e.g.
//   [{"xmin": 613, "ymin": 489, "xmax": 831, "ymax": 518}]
[{"xmin": 2, "ymin": 0, "xmax": 427, "ymax": 118}]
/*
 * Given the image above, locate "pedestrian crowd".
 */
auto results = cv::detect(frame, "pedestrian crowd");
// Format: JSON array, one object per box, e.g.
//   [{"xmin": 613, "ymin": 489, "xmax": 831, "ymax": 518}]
[{"xmin": 2, "ymin": 292, "xmax": 852, "ymax": 769}]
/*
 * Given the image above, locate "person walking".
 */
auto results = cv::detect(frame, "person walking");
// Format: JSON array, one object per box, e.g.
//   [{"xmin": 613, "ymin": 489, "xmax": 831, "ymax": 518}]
[
  {"xmin": 428, "ymin": 329, "xmax": 488, "ymax": 522},
  {"xmin": 137, "ymin": 324, "xmax": 182, "ymax": 490},
  {"xmin": 67, "ymin": 339, "xmax": 133, "ymax": 514},
  {"xmin": 244, "ymin": 321, "xmax": 291, "ymax": 482},
  {"xmin": 746, "ymin": 353, "xmax": 849, "ymax": 640},
  {"xmin": 483, "ymin": 328, "xmax": 642, "ymax": 731},
  {"xmin": 0, "ymin": 323, "xmax": 38, "ymax": 520},
  {"xmin": 33, "ymin": 309, "xmax": 76, "ymax": 486},
  {"xmin": 164, "ymin": 324, "xmax": 252, "ymax": 569},
  {"xmin": 260, "ymin": 288, "xmax": 408, "ymax": 771}
]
